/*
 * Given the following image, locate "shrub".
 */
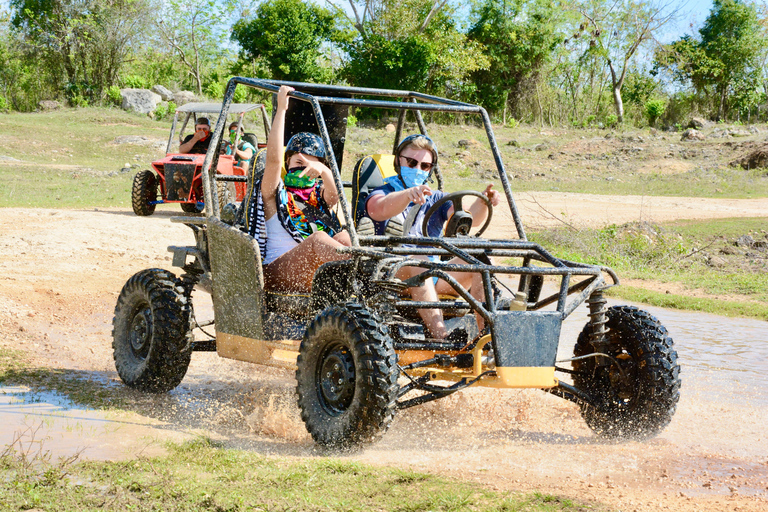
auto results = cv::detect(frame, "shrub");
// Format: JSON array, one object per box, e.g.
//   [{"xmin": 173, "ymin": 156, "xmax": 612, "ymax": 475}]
[
  {"xmin": 105, "ymin": 85, "xmax": 121, "ymax": 106},
  {"xmin": 347, "ymin": 114, "xmax": 358, "ymax": 128},
  {"xmin": 121, "ymin": 75, "xmax": 149, "ymax": 89},
  {"xmin": 154, "ymin": 101, "xmax": 177, "ymax": 121},
  {"xmin": 644, "ymin": 99, "xmax": 666, "ymax": 127},
  {"xmin": 204, "ymin": 81, "xmax": 225, "ymax": 99},
  {"xmin": 233, "ymin": 85, "xmax": 247, "ymax": 103},
  {"xmin": 603, "ymin": 114, "xmax": 618, "ymax": 128},
  {"xmin": 154, "ymin": 102, "xmax": 168, "ymax": 120},
  {"xmin": 0, "ymin": 96, "xmax": 8, "ymax": 112}
]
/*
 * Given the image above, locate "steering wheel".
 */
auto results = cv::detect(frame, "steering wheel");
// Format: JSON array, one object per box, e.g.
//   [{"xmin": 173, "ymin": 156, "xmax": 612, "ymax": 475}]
[{"xmin": 402, "ymin": 190, "xmax": 493, "ymax": 238}]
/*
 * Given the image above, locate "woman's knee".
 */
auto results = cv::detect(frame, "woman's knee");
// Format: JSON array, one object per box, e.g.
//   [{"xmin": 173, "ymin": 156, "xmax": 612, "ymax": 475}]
[
  {"xmin": 333, "ymin": 230, "xmax": 351, "ymax": 246},
  {"xmin": 305, "ymin": 231, "xmax": 335, "ymax": 246}
]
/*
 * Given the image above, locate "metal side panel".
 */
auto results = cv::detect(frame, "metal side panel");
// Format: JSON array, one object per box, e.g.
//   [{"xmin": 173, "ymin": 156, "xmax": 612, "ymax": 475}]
[
  {"xmin": 207, "ymin": 219, "xmax": 264, "ymax": 342},
  {"xmin": 491, "ymin": 311, "xmax": 562, "ymax": 368}
]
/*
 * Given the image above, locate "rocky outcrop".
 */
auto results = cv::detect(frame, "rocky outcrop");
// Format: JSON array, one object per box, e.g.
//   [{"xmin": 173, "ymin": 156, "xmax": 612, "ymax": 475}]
[
  {"xmin": 151, "ymin": 85, "xmax": 174, "ymax": 102},
  {"xmin": 687, "ymin": 117, "xmax": 710, "ymax": 129},
  {"xmin": 680, "ymin": 128, "xmax": 705, "ymax": 141},
  {"xmin": 38, "ymin": 100, "xmax": 61, "ymax": 111},
  {"xmin": 120, "ymin": 88, "xmax": 162, "ymax": 115},
  {"xmin": 173, "ymin": 91, "xmax": 196, "ymax": 105}
]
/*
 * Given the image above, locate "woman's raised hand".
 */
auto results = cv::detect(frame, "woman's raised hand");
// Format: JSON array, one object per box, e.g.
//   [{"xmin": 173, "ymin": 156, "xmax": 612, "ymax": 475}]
[{"xmin": 277, "ymin": 85, "xmax": 294, "ymax": 111}]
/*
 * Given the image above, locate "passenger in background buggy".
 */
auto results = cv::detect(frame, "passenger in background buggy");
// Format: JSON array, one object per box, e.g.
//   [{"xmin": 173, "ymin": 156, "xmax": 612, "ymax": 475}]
[
  {"xmin": 225, "ymin": 122, "xmax": 256, "ymax": 170},
  {"xmin": 365, "ymin": 134, "xmax": 501, "ymax": 341},
  {"xmin": 244, "ymin": 85, "xmax": 350, "ymax": 293}
]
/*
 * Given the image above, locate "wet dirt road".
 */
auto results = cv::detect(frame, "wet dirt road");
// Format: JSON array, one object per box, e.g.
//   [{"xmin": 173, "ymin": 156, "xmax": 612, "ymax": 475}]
[{"xmin": 1, "ymin": 204, "xmax": 767, "ymax": 512}]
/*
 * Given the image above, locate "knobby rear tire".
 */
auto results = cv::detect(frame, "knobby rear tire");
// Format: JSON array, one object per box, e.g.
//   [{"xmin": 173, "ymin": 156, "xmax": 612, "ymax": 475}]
[{"xmin": 131, "ymin": 170, "xmax": 157, "ymax": 216}]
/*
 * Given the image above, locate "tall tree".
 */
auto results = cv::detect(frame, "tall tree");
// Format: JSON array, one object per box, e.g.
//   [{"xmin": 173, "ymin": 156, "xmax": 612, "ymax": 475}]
[
  {"xmin": 330, "ymin": 0, "xmax": 488, "ymax": 94},
  {"xmin": 157, "ymin": 0, "xmax": 235, "ymax": 96},
  {"xmin": 231, "ymin": 0, "xmax": 342, "ymax": 82},
  {"xmin": 699, "ymin": 0, "xmax": 765, "ymax": 119},
  {"xmin": 468, "ymin": 0, "xmax": 560, "ymax": 122},
  {"xmin": 9, "ymin": 0, "xmax": 153, "ymax": 100},
  {"xmin": 571, "ymin": 0, "xmax": 678, "ymax": 123},
  {"xmin": 654, "ymin": 0, "xmax": 766, "ymax": 120}
]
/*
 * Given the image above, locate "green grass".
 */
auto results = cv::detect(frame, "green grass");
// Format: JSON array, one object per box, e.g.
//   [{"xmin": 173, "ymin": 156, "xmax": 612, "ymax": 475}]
[
  {"xmin": 526, "ymin": 217, "xmax": 768, "ymax": 320},
  {"xmin": 0, "ymin": 436, "xmax": 600, "ymax": 511},
  {"xmin": 2, "ymin": 108, "xmax": 767, "ymax": 208},
  {"xmin": 0, "ymin": 107, "xmax": 170, "ymax": 208},
  {"xmin": 606, "ymin": 286, "xmax": 768, "ymax": 320},
  {"xmin": 0, "ymin": 166, "xmax": 136, "ymax": 208}
]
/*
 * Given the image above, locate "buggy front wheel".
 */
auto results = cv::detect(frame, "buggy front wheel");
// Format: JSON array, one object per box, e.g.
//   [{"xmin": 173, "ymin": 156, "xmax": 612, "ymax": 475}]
[
  {"xmin": 573, "ymin": 305, "xmax": 681, "ymax": 440},
  {"xmin": 296, "ymin": 302, "xmax": 399, "ymax": 449}
]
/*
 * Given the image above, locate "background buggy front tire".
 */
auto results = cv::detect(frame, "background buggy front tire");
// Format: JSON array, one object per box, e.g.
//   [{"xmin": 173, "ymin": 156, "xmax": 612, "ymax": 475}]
[
  {"xmin": 573, "ymin": 305, "xmax": 681, "ymax": 440},
  {"xmin": 112, "ymin": 269, "xmax": 193, "ymax": 393},
  {"xmin": 296, "ymin": 302, "xmax": 399, "ymax": 449},
  {"xmin": 131, "ymin": 170, "xmax": 157, "ymax": 216},
  {"xmin": 180, "ymin": 202, "xmax": 204, "ymax": 213}
]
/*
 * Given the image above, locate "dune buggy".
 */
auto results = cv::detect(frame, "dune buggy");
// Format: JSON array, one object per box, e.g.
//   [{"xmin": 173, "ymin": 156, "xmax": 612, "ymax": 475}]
[
  {"xmin": 131, "ymin": 102, "xmax": 270, "ymax": 216},
  {"xmin": 113, "ymin": 79, "xmax": 681, "ymax": 449}
]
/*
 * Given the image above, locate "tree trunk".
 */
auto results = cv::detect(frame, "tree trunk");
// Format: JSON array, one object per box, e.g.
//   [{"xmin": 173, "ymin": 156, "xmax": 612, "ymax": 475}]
[
  {"xmin": 612, "ymin": 85, "xmax": 624, "ymax": 124},
  {"xmin": 717, "ymin": 85, "xmax": 727, "ymax": 121}
]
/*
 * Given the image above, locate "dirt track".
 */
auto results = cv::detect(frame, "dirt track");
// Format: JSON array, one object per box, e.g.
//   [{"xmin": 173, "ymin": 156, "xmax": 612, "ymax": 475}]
[{"xmin": 1, "ymin": 198, "xmax": 767, "ymax": 512}]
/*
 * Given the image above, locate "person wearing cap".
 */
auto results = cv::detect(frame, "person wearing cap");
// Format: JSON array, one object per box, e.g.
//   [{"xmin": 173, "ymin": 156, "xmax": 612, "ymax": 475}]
[
  {"xmin": 244, "ymin": 85, "xmax": 350, "ymax": 293},
  {"xmin": 179, "ymin": 117, "xmax": 213, "ymax": 154},
  {"xmin": 365, "ymin": 134, "xmax": 501, "ymax": 340}
]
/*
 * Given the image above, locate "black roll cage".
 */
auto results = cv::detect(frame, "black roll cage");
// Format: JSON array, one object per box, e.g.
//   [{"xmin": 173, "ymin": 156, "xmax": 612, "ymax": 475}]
[{"xmin": 199, "ymin": 77, "xmax": 618, "ymax": 322}]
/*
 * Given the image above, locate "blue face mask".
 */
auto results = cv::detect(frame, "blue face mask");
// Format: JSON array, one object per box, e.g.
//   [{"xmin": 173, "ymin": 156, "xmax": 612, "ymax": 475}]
[{"xmin": 399, "ymin": 166, "xmax": 429, "ymax": 188}]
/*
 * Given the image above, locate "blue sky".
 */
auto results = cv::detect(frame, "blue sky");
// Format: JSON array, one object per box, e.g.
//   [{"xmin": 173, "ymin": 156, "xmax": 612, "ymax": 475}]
[{"xmin": 663, "ymin": 0, "xmax": 715, "ymax": 42}]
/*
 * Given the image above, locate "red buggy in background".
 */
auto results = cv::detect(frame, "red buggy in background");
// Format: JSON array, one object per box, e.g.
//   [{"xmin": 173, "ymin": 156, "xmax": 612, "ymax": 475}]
[{"xmin": 131, "ymin": 102, "xmax": 270, "ymax": 216}]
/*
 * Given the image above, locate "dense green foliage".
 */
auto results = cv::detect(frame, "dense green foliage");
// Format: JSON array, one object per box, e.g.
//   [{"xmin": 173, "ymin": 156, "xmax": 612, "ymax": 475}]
[
  {"xmin": 1, "ymin": 0, "xmax": 767, "ymax": 127},
  {"xmin": 654, "ymin": 0, "xmax": 767, "ymax": 121},
  {"xmin": 467, "ymin": 0, "xmax": 559, "ymax": 121},
  {"xmin": 232, "ymin": 0, "xmax": 342, "ymax": 82}
]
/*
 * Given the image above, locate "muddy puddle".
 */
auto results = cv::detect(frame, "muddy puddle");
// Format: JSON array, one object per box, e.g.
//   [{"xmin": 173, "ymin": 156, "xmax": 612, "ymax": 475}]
[{"xmin": 0, "ymin": 385, "xmax": 195, "ymax": 461}]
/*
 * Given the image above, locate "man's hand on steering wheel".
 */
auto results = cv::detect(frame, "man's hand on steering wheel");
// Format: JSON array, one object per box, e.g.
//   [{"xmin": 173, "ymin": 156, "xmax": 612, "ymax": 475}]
[
  {"xmin": 412, "ymin": 188, "xmax": 497, "ymax": 238},
  {"xmin": 480, "ymin": 183, "xmax": 501, "ymax": 208}
]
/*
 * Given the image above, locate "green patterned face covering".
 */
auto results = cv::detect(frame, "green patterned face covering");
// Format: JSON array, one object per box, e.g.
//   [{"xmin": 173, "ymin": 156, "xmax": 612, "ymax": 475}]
[{"xmin": 284, "ymin": 167, "xmax": 316, "ymax": 188}]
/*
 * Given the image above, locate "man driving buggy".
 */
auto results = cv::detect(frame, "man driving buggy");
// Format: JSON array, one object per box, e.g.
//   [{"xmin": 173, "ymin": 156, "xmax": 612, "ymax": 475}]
[{"xmin": 365, "ymin": 134, "xmax": 501, "ymax": 342}]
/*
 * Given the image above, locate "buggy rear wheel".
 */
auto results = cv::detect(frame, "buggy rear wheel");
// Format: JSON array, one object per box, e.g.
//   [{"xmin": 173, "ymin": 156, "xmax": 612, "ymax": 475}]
[
  {"xmin": 180, "ymin": 202, "xmax": 204, "ymax": 213},
  {"xmin": 131, "ymin": 170, "xmax": 157, "ymax": 216},
  {"xmin": 573, "ymin": 305, "xmax": 681, "ymax": 440},
  {"xmin": 296, "ymin": 302, "xmax": 399, "ymax": 449},
  {"xmin": 112, "ymin": 269, "xmax": 193, "ymax": 393}
]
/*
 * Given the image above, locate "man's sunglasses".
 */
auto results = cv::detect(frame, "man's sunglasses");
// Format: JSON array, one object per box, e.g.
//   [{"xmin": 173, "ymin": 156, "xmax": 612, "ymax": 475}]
[{"xmin": 400, "ymin": 155, "xmax": 433, "ymax": 171}]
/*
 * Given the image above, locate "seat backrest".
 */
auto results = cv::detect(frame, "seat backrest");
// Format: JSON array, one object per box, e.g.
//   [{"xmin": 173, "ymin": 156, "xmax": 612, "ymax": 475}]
[
  {"xmin": 351, "ymin": 154, "xmax": 396, "ymax": 226},
  {"xmin": 241, "ymin": 132, "xmax": 259, "ymax": 150}
]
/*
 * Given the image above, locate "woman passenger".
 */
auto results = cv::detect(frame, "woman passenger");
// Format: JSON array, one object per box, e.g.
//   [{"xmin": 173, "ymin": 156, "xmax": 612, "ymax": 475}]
[{"xmin": 247, "ymin": 85, "xmax": 350, "ymax": 293}]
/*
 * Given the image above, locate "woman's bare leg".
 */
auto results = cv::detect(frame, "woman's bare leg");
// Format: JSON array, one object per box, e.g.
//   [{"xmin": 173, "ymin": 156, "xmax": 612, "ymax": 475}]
[
  {"xmin": 402, "ymin": 256, "xmax": 488, "ymax": 338},
  {"xmin": 264, "ymin": 231, "xmax": 350, "ymax": 293}
]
